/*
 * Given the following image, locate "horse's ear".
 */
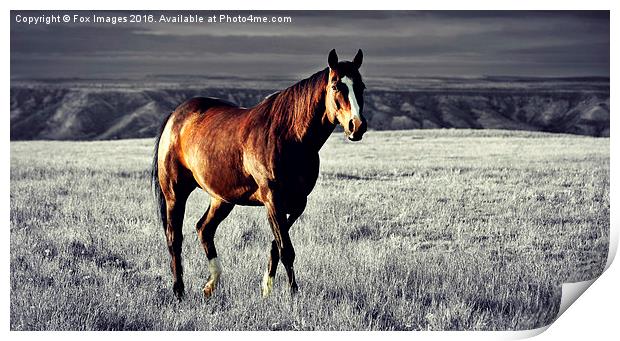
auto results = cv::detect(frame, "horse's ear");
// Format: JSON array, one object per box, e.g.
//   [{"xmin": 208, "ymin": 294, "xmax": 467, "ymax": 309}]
[
  {"xmin": 328, "ymin": 49, "xmax": 338, "ymax": 70},
  {"xmin": 353, "ymin": 49, "xmax": 363, "ymax": 69}
]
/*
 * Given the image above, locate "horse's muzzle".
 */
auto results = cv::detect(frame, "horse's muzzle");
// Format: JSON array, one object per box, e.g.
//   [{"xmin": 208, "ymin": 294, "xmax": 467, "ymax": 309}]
[{"xmin": 347, "ymin": 117, "xmax": 367, "ymax": 141}]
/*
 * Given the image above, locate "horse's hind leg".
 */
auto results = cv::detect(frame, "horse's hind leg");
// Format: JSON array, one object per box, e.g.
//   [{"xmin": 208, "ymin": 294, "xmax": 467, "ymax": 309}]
[
  {"xmin": 261, "ymin": 240, "xmax": 280, "ymax": 297},
  {"xmin": 196, "ymin": 197, "xmax": 234, "ymax": 298},
  {"xmin": 162, "ymin": 178, "xmax": 195, "ymax": 300}
]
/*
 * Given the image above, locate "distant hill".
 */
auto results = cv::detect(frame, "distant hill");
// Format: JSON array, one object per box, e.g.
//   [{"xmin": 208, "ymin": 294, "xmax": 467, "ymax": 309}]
[{"xmin": 10, "ymin": 76, "xmax": 609, "ymax": 140}]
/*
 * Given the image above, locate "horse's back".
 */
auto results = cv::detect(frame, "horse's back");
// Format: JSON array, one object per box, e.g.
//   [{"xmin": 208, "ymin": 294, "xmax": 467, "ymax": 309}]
[
  {"xmin": 174, "ymin": 96, "xmax": 240, "ymax": 118},
  {"xmin": 169, "ymin": 96, "xmax": 247, "ymax": 149}
]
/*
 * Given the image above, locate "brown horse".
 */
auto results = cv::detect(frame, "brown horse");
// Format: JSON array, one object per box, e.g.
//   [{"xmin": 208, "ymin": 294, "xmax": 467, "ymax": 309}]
[{"xmin": 151, "ymin": 49, "xmax": 367, "ymax": 299}]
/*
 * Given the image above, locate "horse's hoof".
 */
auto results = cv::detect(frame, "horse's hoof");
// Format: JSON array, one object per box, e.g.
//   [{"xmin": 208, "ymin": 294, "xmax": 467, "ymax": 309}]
[
  {"xmin": 261, "ymin": 273, "xmax": 274, "ymax": 298},
  {"xmin": 173, "ymin": 281, "xmax": 185, "ymax": 301},
  {"xmin": 290, "ymin": 283, "xmax": 299, "ymax": 295},
  {"xmin": 203, "ymin": 281, "xmax": 217, "ymax": 299},
  {"xmin": 203, "ymin": 286, "xmax": 214, "ymax": 298}
]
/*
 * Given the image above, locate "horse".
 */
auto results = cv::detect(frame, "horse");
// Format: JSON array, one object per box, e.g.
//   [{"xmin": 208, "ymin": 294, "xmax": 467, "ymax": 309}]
[{"xmin": 151, "ymin": 49, "xmax": 367, "ymax": 300}]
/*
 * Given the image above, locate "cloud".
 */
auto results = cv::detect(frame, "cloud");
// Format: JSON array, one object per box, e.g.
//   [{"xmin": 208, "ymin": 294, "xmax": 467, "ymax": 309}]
[{"xmin": 10, "ymin": 10, "xmax": 609, "ymax": 78}]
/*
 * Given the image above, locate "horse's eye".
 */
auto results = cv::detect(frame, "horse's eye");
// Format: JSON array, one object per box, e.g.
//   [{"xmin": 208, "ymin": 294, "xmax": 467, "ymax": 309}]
[{"xmin": 331, "ymin": 85, "xmax": 338, "ymax": 92}]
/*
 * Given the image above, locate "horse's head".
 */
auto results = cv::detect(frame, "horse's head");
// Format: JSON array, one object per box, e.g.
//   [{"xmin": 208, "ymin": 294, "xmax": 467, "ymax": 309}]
[{"xmin": 325, "ymin": 49, "xmax": 368, "ymax": 141}]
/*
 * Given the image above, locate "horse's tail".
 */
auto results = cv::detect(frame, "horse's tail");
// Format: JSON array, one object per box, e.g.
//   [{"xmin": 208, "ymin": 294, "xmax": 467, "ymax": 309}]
[{"xmin": 152, "ymin": 112, "xmax": 173, "ymax": 231}]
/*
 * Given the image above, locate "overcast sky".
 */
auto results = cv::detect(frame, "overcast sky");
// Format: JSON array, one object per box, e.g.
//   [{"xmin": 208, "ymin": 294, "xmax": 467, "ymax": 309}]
[{"xmin": 10, "ymin": 10, "xmax": 609, "ymax": 79}]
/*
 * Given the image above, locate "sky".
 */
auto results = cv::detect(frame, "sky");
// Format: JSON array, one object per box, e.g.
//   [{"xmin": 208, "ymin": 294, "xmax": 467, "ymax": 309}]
[{"xmin": 10, "ymin": 10, "xmax": 610, "ymax": 79}]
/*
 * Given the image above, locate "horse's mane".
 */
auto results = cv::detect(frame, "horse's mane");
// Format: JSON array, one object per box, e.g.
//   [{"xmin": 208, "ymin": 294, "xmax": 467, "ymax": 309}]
[{"xmin": 251, "ymin": 68, "xmax": 329, "ymax": 140}]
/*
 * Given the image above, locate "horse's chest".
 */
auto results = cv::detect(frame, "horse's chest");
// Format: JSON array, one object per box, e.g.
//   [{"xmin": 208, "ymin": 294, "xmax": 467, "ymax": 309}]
[{"xmin": 276, "ymin": 151, "xmax": 320, "ymax": 196}]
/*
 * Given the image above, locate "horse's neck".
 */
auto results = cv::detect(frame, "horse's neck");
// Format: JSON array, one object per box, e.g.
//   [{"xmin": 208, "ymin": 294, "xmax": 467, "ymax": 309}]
[
  {"xmin": 292, "ymin": 92, "xmax": 335, "ymax": 151},
  {"xmin": 270, "ymin": 73, "xmax": 335, "ymax": 151}
]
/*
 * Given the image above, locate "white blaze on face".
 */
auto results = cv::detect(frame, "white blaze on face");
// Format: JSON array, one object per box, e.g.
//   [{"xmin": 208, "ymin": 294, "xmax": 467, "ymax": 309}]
[{"xmin": 341, "ymin": 76, "xmax": 361, "ymax": 121}]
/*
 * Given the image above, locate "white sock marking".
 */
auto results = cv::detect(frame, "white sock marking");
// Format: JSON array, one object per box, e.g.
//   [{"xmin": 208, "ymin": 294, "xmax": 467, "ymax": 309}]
[
  {"xmin": 261, "ymin": 270, "xmax": 274, "ymax": 297},
  {"xmin": 208, "ymin": 258, "xmax": 222, "ymax": 277}
]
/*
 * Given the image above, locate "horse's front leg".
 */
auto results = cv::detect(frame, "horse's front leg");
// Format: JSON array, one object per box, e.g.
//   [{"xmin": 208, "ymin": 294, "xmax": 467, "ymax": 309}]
[{"xmin": 262, "ymin": 196, "xmax": 306, "ymax": 297}]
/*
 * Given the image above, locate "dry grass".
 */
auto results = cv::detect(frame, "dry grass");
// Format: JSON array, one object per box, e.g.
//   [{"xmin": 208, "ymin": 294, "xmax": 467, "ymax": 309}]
[{"xmin": 10, "ymin": 129, "xmax": 609, "ymax": 330}]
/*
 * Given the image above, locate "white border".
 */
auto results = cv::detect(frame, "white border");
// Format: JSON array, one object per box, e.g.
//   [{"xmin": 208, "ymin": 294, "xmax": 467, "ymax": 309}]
[{"xmin": 3, "ymin": 1, "xmax": 616, "ymax": 340}]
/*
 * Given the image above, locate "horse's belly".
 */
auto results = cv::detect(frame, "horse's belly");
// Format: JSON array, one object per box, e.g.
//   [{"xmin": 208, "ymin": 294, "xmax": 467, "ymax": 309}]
[
  {"xmin": 184, "ymin": 147, "xmax": 260, "ymax": 205},
  {"xmin": 198, "ymin": 171, "xmax": 262, "ymax": 206}
]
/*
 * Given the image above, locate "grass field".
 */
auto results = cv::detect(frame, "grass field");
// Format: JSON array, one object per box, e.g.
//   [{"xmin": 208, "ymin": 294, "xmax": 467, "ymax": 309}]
[{"xmin": 10, "ymin": 129, "xmax": 609, "ymax": 330}]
